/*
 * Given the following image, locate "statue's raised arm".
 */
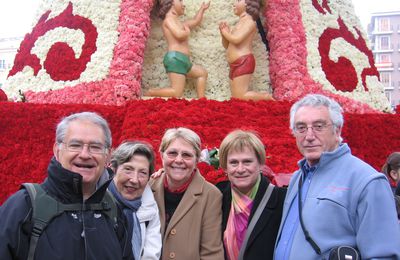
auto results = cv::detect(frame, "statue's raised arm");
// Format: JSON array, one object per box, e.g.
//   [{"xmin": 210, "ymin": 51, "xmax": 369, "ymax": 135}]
[{"xmin": 184, "ymin": 1, "xmax": 210, "ymax": 29}]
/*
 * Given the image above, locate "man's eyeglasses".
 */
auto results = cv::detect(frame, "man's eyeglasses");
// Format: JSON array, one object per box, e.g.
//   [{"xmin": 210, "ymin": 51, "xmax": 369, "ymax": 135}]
[
  {"xmin": 294, "ymin": 123, "xmax": 333, "ymax": 135},
  {"xmin": 165, "ymin": 150, "xmax": 195, "ymax": 160},
  {"xmin": 61, "ymin": 141, "xmax": 107, "ymax": 154}
]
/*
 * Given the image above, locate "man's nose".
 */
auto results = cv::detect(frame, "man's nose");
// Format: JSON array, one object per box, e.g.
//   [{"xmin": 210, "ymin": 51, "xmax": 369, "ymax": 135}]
[
  {"xmin": 304, "ymin": 127, "xmax": 316, "ymax": 139},
  {"xmin": 78, "ymin": 144, "xmax": 92, "ymax": 157}
]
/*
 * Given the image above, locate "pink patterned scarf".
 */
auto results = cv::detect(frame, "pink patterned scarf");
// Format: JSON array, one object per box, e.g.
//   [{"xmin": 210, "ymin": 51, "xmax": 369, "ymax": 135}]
[{"xmin": 224, "ymin": 176, "xmax": 260, "ymax": 260}]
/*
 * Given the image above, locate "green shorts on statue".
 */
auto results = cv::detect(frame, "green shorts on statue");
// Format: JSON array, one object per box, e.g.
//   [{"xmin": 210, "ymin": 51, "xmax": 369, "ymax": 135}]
[{"xmin": 163, "ymin": 51, "xmax": 193, "ymax": 75}]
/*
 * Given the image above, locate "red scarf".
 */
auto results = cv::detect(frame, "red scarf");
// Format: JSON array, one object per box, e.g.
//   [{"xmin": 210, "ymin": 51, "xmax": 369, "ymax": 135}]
[{"xmin": 163, "ymin": 171, "xmax": 195, "ymax": 193}]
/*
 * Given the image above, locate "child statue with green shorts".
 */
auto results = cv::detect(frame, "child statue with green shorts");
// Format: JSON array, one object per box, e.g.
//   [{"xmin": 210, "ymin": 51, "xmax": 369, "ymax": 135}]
[{"xmin": 144, "ymin": 0, "xmax": 210, "ymax": 98}]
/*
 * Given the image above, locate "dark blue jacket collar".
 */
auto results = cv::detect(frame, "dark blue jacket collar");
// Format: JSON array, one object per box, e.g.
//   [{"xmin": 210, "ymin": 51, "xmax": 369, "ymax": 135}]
[{"xmin": 42, "ymin": 157, "xmax": 113, "ymax": 203}]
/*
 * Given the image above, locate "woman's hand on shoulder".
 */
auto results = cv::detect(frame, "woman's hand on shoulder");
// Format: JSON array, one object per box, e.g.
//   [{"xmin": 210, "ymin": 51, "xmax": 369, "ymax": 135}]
[{"xmin": 151, "ymin": 168, "xmax": 164, "ymax": 179}]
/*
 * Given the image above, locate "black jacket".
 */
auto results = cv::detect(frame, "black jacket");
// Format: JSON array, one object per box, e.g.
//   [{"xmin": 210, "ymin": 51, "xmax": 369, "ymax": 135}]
[
  {"xmin": 0, "ymin": 157, "xmax": 134, "ymax": 260},
  {"xmin": 218, "ymin": 174, "xmax": 286, "ymax": 260}
]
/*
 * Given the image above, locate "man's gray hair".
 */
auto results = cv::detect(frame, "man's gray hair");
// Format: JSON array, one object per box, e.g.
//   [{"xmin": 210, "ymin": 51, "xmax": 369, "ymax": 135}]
[
  {"xmin": 111, "ymin": 141, "xmax": 155, "ymax": 175},
  {"xmin": 55, "ymin": 112, "xmax": 112, "ymax": 148},
  {"xmin": 290, "ymin": 94, "xmax": 344, "ymax": 141}
]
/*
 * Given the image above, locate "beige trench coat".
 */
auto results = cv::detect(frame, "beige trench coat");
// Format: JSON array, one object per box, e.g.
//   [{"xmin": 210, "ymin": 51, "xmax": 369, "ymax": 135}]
[{"xmin": 150, "ymin": 170, "xmax": 224, "ymax": 260}]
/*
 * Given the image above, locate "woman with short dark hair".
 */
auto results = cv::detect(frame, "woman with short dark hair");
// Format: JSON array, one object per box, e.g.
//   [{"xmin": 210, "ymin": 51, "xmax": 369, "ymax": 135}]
[
  {"xmin": 109, "ymin": 141, "xmax": 161, "ymax": 260},
  {"xmin": 382, "ymin": 152, "xmax": 400, "ymax": 194}
]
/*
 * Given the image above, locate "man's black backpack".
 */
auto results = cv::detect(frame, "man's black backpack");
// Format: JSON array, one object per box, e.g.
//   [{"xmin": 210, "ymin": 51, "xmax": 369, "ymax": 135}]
[{"xmin": 22, "ymin": 183, "xmax": 118, "ymax": 260}]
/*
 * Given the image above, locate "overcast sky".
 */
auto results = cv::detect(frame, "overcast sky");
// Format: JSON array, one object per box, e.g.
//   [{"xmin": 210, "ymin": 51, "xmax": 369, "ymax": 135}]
[
  {"xmin": 0, "ymin": 0, "xmax": 39, "ymax": 38},
  {"xmin": 352, "ymin": 0, "xmax": 400, "ymax": 29},
  {"xmin": 0, "ymin": 0, "xmax": 400, "ymax": 38}
]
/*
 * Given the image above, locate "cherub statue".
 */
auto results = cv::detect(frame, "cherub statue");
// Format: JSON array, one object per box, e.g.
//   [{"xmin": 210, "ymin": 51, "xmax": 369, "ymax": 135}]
[
  {"xmin": 219, "ymin": 0, "xmax": 273, "ymax": 100},
  {"xmin": 144, "ymin": 0, "xmax": 210, "ymax": 98}
]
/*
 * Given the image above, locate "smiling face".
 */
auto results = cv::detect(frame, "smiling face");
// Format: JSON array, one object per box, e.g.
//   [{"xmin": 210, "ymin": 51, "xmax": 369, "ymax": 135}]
[
  {"xmin": 294, "ymin": 105, "xmax": 341, "ymax": 166},
  {"xmin": 226, "ymin": 146, "xmax": 260, "ymax": 194},
  {"xmin": 114, "ymin": 154, "xmax": 150, "ymax": 201},
  {"xmin": 162, "ymin": 137, "xmax": 197, "ymax": 187},
  {"xmin": 53, "ymin": 120, "xmax": 109, "ymax": 196}
]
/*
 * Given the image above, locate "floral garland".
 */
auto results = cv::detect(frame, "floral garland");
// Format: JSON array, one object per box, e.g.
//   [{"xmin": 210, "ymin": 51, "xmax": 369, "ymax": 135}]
[{"xmin": 1, "ymin": 99, "xmax": 399, "ymax": 203}]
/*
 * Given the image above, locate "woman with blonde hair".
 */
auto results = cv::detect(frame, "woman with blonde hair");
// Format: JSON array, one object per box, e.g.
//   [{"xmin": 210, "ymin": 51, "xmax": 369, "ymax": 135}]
[
  {"xmin": 150, "ymin": 127, "xmax": 224, "ymax": 259},
  {"xmin": 217, "ymin": 130, "xmax": 286, "ymax": 259}
]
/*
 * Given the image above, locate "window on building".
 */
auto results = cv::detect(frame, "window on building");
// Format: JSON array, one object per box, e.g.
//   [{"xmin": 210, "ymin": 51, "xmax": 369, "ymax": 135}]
[
  {"xmin": 378, "ymin": 36, "xmax": 390, "ymax": 50},
  {"xmin": 377, "ymin": 54, "xmax": 391, "ymax": 63},
  {"xmin": 378, "ymin": 18, "xmax": 390, "ymax": 31},
  {"xmin": 380, "ymin": 72, "xmax": 391, "ymax": 87},
  {"xmin": 385, "ymin": 90, "xmax": 392, "ymax": 104},
  {"xmin": 0, "ymin": 60, "xmax": 6, "ymax": 70}
]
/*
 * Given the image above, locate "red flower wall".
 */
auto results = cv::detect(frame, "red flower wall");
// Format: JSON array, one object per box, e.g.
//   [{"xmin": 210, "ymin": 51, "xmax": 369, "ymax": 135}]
[{"xmin": 1, "ymin": 99, "xmax": 399, "ymax": 204}]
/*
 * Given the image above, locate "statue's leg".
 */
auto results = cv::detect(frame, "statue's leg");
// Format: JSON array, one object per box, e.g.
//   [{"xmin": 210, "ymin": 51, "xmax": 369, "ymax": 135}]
[
  {"xmin": 187, "ymin": 64, "xmax": 208, "ymax": 98},
  {"xmin": 144, "ymin": 73, "xmax": 186, "ymax": 98},
  {"xmin": 230, "ymin": 75, "xmax": 250, "ymax": 99},
  {"xmin": 230, "ymin": 75, "xmax": 274, "ymax": 101},
  {"xmin": 243, "ymin": 90, "xmax": 274, "ymax": 101}
]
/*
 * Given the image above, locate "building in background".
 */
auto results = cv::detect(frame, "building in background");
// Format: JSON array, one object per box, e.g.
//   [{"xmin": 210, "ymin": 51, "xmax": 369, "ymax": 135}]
[
  {"xmin": 0, "ymin": 37, "xmax": 22, "ymax": 89},
  {"xmin": 368, "ymin": 11, "xmax": 400, "ymax": 109}
]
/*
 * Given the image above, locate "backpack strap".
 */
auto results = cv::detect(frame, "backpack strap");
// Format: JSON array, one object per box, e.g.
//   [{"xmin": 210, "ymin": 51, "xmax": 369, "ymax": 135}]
[
  {"xmin": 22, "ymin": 184, "xmax": 118, "ymax": 260},
  {"xmin": 101, "ymin": 190, "xmax": 118, "ymax": 227},
  {"xmin": 22, "ymin": 183, "xmax": 68, "ymax": 260}
]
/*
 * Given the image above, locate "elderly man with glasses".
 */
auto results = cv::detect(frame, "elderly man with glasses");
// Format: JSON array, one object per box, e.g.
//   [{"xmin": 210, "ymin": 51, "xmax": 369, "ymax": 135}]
[
  {"xmin": 274, "ymin": 94, "xmax": 400, "ymax": 260},
  {"xmin": 0, "ymin": 112, "xmax": 133, "ymax": 260}
]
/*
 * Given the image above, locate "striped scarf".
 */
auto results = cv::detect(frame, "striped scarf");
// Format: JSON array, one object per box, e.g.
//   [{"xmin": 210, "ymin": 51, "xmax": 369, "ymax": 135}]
[{"xmin": 224, "ymin": 176, "xmax": 260, "ymax": 260}]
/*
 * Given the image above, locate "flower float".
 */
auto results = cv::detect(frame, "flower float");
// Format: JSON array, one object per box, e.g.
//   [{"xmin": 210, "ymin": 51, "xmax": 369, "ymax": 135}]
[{"xmin": 2, "ymin": 0, "xmax": 390, "ymax": 112}]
